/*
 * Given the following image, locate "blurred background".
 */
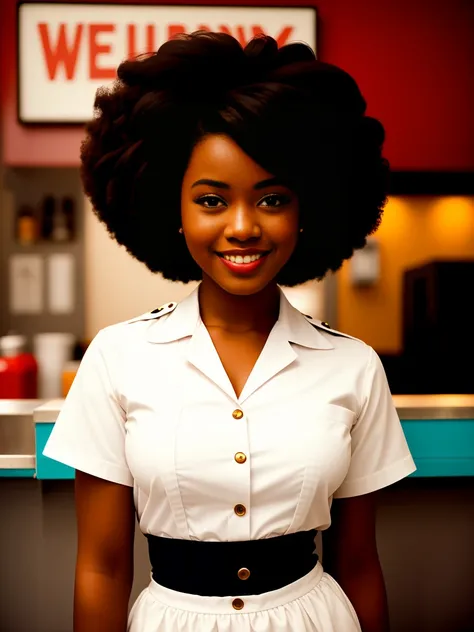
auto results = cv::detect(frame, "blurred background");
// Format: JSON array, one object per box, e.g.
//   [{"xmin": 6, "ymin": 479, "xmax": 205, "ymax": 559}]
[
  {"xmin": 0, "ymin": 1, "xmax": 473, "ymax": 631},
  {"xmin": 1, "ymin": 0, "xmax": 473, "ymax": 399}
]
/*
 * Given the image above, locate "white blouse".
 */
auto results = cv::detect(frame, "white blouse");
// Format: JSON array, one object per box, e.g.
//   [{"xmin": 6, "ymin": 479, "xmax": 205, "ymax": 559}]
[{"xmin": 44, "ymin": 284, "xmax": 416, "ymax": 542}]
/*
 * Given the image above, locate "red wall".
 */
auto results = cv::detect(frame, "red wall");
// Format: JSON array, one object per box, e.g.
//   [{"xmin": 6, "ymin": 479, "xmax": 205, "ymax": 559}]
[{"xmin": 1, "ymin": 0, "xmax": 473, "ymax": 169}]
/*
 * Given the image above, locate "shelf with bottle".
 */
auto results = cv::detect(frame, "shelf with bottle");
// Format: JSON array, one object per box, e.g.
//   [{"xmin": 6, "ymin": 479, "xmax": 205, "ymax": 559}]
[{"xmin": 15, "ymin": 195, "xmax": 76, "ymax": 247}]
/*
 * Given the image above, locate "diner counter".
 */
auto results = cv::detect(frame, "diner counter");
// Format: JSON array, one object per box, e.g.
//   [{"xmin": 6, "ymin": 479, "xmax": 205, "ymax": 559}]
[
  {"xmin": 30, "ymin": 394, "xmax": 474, "ymax": 422},
  {"xmin": 0, "ymin": 395, "xmax": 473, "ymax": 478},
  {"xmin": 393, "ymin": 394, "xmax": 474, "ymax": 420}
]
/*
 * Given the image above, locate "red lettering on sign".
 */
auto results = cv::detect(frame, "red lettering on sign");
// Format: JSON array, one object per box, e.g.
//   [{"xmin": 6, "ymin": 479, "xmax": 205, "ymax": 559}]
[
  {"xmin": 168, "ymin": 24, "xmax": 187, "ymax": 40},
  {"xmin": 38, "ymin": 23, "xmax": 84, "ymax": 81},
  {"xmin": 37, "ymin": 21, "xmax": 297, "ymax": 84},
  {"xmin": 127, "ymin": 24, "xmax": 156, "ymax": 59},
  {"xmin": 89, "ymin": 24, "xmax": 116, "ymax": 80},
  {"xmin": 274, "ymin": 26, "xmax": 294, "ymax": 47}
]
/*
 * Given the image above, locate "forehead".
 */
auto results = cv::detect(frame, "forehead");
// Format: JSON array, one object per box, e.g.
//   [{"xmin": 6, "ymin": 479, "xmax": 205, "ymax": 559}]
[{"xmin": 183, "ymin": 134, "xmax": 273, "ymax": 186}]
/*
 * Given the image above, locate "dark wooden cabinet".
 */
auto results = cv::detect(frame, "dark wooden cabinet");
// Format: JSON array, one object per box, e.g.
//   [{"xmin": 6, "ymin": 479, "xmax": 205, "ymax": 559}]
[{"xmin": 399, "ymin": 260, "xmax": 474, "ymax": 393}]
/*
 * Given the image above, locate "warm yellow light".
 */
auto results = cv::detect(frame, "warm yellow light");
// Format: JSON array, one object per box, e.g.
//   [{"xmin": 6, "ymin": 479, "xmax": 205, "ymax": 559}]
[
  {"xmin": 378, "ymin": 197, "xmax": 411, "ymax": 239},
  {"xmin": 430, "ymin": 197, "xmax": 474, "ymax": 244},
  {"xmin": 338, "ymin": 195, "xmax": 474, "ymax": 352}
]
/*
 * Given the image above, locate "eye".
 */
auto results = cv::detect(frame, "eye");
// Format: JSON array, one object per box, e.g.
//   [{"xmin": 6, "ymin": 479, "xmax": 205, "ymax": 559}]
[
  {"xmin": 258, "ymin": 194, "xmax": 292, "ymax": 208},
  {"xmin": 194, "ymin": 194, "xmax": 226, "ymax": 209}
]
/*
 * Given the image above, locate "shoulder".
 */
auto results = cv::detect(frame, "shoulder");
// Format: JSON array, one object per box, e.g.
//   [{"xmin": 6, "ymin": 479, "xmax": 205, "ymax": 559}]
[
  {"xmin": 124, "ymin": 301, "xmax": 178, "ymax": 324},
  {"xmin": 304, "ymin": 314, "xmax": 366, "ymax": 345},
  {"xmin": 93, "ymin": 301, "xmax": 178, "ymax": 350},
  {"xmin": 303, "ymin": 313, "xmax": 373, "ymax": 366}
]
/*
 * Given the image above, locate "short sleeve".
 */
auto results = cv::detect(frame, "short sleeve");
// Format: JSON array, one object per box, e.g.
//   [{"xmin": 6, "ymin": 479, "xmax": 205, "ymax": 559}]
[
  {"xmin": 333, "ymin": 346, "xmax": 416, "ymax": 498},
  {"xmin": 42, "ymin": 330, "xmax": 133, "ymax": 487}
]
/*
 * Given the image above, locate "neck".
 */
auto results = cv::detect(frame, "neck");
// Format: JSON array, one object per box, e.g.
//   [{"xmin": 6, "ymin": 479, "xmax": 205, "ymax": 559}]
[{"xmin": 198, "ymin": 276, "xmax": 280, "ymax": 334}]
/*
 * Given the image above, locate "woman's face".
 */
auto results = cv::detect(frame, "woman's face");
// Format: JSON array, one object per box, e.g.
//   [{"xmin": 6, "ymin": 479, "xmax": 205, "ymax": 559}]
[{"xmin": 181, "ymin": 134, "xmax": 299, "ymax": 296}]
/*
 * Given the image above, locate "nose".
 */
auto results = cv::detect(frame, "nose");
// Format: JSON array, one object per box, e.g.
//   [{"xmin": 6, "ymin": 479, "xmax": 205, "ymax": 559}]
[{"xmin": 223, "ymin": 204, "xmax": 261, "ymax": 242}]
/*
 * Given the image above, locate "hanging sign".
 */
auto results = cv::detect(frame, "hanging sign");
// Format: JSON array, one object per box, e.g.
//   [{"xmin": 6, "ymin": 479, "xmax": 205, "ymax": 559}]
[{"xmin": 18, "ymin": 3, "xmax": 317, "ymax": 123}]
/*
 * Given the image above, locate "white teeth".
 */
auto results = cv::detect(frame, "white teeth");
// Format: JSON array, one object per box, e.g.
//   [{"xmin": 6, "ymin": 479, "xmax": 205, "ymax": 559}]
[{"xmin": 223, "ymin": 253, "xmax": 263, "ymax": 264}]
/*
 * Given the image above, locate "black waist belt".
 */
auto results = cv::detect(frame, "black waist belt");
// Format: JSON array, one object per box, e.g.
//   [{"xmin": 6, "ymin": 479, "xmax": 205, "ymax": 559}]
[{"xmin": 147, "ymin": 529, "xmax": 318, "ymax": 596}]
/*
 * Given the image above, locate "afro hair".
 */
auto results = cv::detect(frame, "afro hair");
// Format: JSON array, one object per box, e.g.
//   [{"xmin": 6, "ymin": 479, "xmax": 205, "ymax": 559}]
[{"xmin": 80, "ymin": 31, "xmax": 389, "ymax": 286}]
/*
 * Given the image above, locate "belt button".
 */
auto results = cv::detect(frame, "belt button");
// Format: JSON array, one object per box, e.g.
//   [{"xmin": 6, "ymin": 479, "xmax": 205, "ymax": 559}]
[
  {"xmin": 232, "ymin": 598, "xmax": 245, "ymax": 610},
  {"xmin": 234, "ymin": 452, "xmax": 247, "ymax": 464},
  {"xmin": 232, "ymin": 409, "xmax": 244, "ymax": 419},
  {"xmin": 237, "ymin": 567, "xmax": 251, "ymax": 580},
  {"xmin": 234, "ymin": 504, "xmax": 246, "ymax": 517}
]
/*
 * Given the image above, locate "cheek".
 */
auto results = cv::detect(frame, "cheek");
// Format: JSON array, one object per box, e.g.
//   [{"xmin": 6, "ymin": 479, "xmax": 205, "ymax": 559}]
[
  {"xmin": 181, "ymin": 207, "xmax": 219, "ymax": 256},
  {"xmin": 271, "ymin": 214, "xmax": 299, "ymax": 253}
]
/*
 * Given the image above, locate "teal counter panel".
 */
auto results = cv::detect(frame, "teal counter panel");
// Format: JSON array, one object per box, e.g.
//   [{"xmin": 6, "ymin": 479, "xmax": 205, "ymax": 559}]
[
  {"xmin": 35, "ymin": 423, "xmax": 75, "ymax": 480},
  {"xmin": 0, "ymin": 468, "xmax": 35, "ymax": 478},
  {"xmin": 27, "ymin": 418, "xmax": 474, "ymax": 480},
  {"xmin": 402, "ymin": 419, "xmax": 474, "ymax": 477}
]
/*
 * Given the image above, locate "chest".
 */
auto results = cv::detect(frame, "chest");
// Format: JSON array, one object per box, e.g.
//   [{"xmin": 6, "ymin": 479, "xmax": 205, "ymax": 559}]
[
  {"xmin": 122, "ymin": 344, "xmax": 360, "ymax": 531},
  {"xmin": 123, "ymin": 345, "xmax": 359, "ymax": 484},
  {"xmin": 207, "ymin": 330, "xmax": 268, "ymax": 399},
  {"xmin": 124, "ymin": 375, "xmax": 357, "ymax": 538}
]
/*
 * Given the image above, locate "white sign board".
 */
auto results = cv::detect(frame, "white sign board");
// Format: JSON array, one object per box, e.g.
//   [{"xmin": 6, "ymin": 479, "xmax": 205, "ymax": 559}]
[
  {"xmin": 9, "ymin": 254, "xmax": 44, "ymax": 314},
  {"xmin": 48, "ymin": 253, "xmax": 75, "ymax": 314},
  {"xmin": 18, "ymin": 3, "xmax": 317, "ymax": 123}
]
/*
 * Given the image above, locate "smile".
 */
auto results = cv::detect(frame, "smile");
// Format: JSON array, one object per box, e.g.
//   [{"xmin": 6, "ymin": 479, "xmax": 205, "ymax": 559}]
[
  {"xmin": 217, "ymin": 251, "xmax": 270, "ymax": 275},
  {"xmin": 223, "ymin": 253, "xmax": 263, "ymax": 264}
]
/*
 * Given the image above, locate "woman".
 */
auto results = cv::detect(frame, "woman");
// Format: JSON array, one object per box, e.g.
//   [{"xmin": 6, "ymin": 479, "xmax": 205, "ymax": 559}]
[{"xmin": 44, "ymin": 31, "xmax": 416, "ymax": 632}]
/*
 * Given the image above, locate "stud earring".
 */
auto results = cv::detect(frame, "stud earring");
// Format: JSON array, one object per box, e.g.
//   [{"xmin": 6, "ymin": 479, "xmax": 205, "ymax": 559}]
[
  {"xmin": 178, "ymin": 227, "xmax": 183, "ymax": 234},
  {"xmin": 299, "ymin": 228, "xmax": 304, "ymax": 233}
]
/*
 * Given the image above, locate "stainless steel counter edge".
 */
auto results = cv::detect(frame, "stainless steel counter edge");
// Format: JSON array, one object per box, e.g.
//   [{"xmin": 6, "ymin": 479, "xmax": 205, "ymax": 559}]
[
  {"xmin": 33, "ymin": 399, "xmax": 65, "ymax": 423},
  {"xmin": 393, "ymin": 395, "xmax": 474, "ymax": 420},
  {"xmin": 0, "ymin": 455, "xmax": 36, "ymax": 468},
  {"xmin": 0, "ymin": 400, "xmax": 44, "ymax": 416},
  {"xmin": 30, "ymin": 395, "xmax": 474, "ymax": 423}
]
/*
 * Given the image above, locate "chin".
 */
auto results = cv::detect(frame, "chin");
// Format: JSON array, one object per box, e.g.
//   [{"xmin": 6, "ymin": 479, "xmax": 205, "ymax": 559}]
[
  {"xmin": 199, "ymin": 255, "xmax": 286, "ymax": 296},
  {"xmin": 213, "ymin": 275, "xmax": 275, "ymax": 297}
]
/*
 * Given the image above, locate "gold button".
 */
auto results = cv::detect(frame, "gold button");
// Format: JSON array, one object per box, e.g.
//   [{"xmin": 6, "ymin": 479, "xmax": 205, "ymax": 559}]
[
  {"xmin": 234, "ymin": 452, "xmax": 247, "ymax": 464},
  {"xmin": 232, "ymin": 409, "xmax": 244, "ymax": 419},
  {"xmin": 234, "ymin": 504, "xmax": 246, "ymax": 517},
  {"xmin": 321, "ymin": 321, "xmax": 330, "ymax": 328},
  {"xmin": 237, "ymin": 567, "xmax": 251, "ymax": 580},
  {"xmin": 232, "ymin": 598, "xmax": 244, "ymax": 610}
]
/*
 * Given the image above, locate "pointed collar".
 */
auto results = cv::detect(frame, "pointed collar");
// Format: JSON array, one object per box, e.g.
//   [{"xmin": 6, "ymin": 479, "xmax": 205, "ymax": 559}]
[{"xmin": 146, "ymin": 283, "xmax": 334, "ymax": 350}]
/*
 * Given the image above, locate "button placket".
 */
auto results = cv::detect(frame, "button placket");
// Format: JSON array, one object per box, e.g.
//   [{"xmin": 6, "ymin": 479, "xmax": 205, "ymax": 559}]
[
  {"xmin": 228, "ymin": 407, "xmax": 250, "ymax": 541},
  {"xmin": 228, "ymin": 406, "xmax": 251, "ymax": 609}
]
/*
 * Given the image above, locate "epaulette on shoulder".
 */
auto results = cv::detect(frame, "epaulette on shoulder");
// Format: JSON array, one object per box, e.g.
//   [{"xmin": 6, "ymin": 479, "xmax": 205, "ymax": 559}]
[
  {"xmin": 303, "ymin": 314, "xmax": 362, "ymax": 343},
  {"xmin": 126, "ymin": 301, "xmax": 177, "ymax": 324}
]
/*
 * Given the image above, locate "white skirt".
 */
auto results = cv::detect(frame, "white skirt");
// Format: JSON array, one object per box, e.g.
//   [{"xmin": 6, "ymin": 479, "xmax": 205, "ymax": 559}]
[{"xmin": 128, "ymin": 562, "xmax": 362, "ymax": 632}]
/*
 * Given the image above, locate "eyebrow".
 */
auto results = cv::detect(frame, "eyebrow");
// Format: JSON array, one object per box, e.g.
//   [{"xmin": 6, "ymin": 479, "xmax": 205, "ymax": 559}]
[{"xmin": 191, "ymin": 177, "xmax": 284, "ymax": 190}]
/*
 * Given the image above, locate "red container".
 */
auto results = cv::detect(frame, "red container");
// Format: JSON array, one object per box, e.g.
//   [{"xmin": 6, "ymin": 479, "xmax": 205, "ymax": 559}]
[{"xmin": 0, "ymin": 335, "xmax": 38, "ymax": 399}]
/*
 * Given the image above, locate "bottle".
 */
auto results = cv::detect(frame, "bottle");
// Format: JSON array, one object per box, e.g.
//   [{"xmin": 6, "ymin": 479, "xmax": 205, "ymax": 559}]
[
  {"xmin": 49, "ymin": 196, "xmax": 74, "ymax": 243},
  {"xmin": 0, "ymin": 335, "xmax": 38, "ymax": 399},
  {"xmin": 40, "ymin": 195, "xmax": 55, "ymax": 241},
  {"xmin": 61, "ymin": 196, "xmax": 75, "ymax": 241},
  {"xmin": 62, "ymin": 360, "xmax": 80, "ymax": 397},
  {"xmin": 33, "ymin": 333, "xmax": 75, "ymax": 398},
  {"xmin": 16, "ymin": 205, "xmax": 38, "ymax": 245}
]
